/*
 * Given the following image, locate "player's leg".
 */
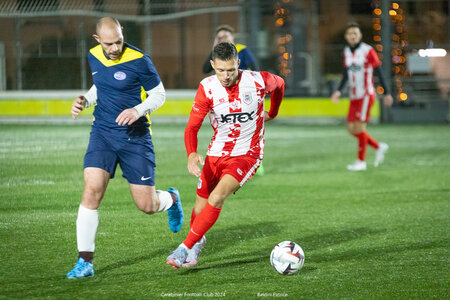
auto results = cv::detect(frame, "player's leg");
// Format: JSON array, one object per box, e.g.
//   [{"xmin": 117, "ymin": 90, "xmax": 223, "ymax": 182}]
[
  {"xmin": 67, "ymin": 128, "xmax": 117, "ymax": 279},
  {"xmin": 347, "ymin": 95, "xmax": 388, "ymax": 167},
  {"xmin": 347, "ymin": 97, "xmax": 369, "ymax": 171},
  {"xmin": 181, "ymin": 194, "xmax": 208, "ymax": 267},
  {"xmin": 186, "ymin": 174, "xmax": 239, "ymax": 245},
  {"xmin": 191, "ymin": 194, "xmax": 207, "ymax": 225},
  {"xmin": 167, "ymin": 175, "xmax": 239, "ymax": 269},
  {"xmin": 347, "ymin": 121, "xmax": 368, "ymax": 171},
  {"xmin": 130, "ymin": 184, "xmax": 161, "ymax": 214},
  {"xmin": 167, "ymin": 156, "xmax": 259, "ymax": 269},
  {"xmin": 187, "ymin": 155, "xmax": 218, "ymax": 231},
  {"xmin": 362, "ymin": 95, "xmax": 389, "ymax": 166},
  {"xmin": 128, "ymin": 184, "xmax": 183, "ymax": 232},
  {"xmin": 67, "ymin": 167, "xmax": 110, "ymax": 279},
  {"xmin": 120, "ymin": 135, "xmax": 183, "ymax": 233}
]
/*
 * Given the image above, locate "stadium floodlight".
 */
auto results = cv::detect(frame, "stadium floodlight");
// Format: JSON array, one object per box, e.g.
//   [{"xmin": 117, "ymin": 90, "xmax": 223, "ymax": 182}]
[{"xmin": 418, "ymin": 48, "xmax": 447, "ymax": 57}]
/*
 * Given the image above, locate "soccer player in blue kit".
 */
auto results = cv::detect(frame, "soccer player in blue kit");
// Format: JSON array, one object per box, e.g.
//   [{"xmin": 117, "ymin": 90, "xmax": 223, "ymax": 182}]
[{"xmin": 67, "ymin": 17, "xmax": 184, "ymax": 279}]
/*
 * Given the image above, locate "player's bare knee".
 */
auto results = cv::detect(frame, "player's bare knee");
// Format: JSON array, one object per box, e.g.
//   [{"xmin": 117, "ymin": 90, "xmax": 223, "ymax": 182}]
[
  {"xmin": 81, "ymin": 186, "xmax": 103, "ymax": 208},
  {"xmin": 208, "ymin": 194, "xmax": 225, "ymax": 208}
]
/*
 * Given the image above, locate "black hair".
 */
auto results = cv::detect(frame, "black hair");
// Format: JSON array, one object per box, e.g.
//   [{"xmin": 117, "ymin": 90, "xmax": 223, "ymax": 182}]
[
  {"xmin": 345, "ymin": 22, "xmax": 361, "ymax": 32},
  {"xmin": 212, "ymin": 42, "xmax": 238, "ymax": 61}
]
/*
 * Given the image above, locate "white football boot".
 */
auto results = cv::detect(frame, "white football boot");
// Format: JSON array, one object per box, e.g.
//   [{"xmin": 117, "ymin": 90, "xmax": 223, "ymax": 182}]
[
  {"xmin": 182, "ymin": 236, "xmax": 206, "ymax": 267},
  {"xmin": 374, "ymin": 142, "xmax": 389, "ymax": 167},
  {"xmin": 347, "ymin": 159, "xmax": 367, "ymax": 171},
  {"xmin": 166, "ymin": 245, "xmax": 188, "ymax": 270}
]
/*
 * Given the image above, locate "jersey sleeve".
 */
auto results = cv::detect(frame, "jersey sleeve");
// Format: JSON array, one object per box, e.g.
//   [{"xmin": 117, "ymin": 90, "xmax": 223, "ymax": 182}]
[
  {"xmin": 184, "ymin": 83, "xmax": 211, "ymax": 156},
  {"xmin": 260, "ymin": 71, "xmax": 285, "ymax": 119},
  {"xmin": 137, "ymin": 55, "xmax": 162, "ymax": 91},
  {"xmin": 367, "ymin": 48, "xmax": 381, "ymax": 68}
]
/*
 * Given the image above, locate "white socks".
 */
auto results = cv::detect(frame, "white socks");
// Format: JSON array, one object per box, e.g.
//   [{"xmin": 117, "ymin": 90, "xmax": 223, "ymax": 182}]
[
  {"xmin": 156, "ymin": 190, "xmax": 173, "ymax": 212},
  {"xmin": 76, "ymin": 204, "xmax": 99, "ymax": 252},
  {"xmin": 76, "ymin": 192, "xmax": 171, "ymax": 252}
]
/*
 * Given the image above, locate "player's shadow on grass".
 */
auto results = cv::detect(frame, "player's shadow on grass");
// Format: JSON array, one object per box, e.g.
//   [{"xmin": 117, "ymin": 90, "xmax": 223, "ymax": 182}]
[
  {"xmin": 312, "ymin": 239, "xmax": 443, "ymax": 263},
  {"xmin": 206, "ymin": 221, "xmax": 280, "ymax": 253},
  {"xmin": 295, "ymin": 227, "xmax": 386, "ymax": 252},
  {"xmin": 293, "ymin": 227, "xmax": 444, "ymax": 262},
  {"xmin": 95, "ymin": 249, "xmax": 163, "ymax": 275}
]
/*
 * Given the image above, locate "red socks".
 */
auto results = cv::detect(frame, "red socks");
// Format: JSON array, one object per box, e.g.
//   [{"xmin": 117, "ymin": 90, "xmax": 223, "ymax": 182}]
[
  {"xmin": 190, "ymin": 208, "xmax": 196, "ymax": 228},
  {"xmin": 366, "ymin": 134, "xmax": 379, "ymax": 149},
  {"xmin": 183, "ymin": 202, "xmax": 222, "ymax": 249},
  {"xmin": 353, "ymin": 131, "xmax": 379, "ymax": 161}
]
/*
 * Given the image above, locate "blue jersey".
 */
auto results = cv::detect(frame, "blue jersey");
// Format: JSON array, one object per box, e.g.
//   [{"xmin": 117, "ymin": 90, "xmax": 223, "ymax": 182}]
[
  {"xmin": 235, "ymin": 44, "xmax": 257, "ymax": 71},
  {"xmin": 88, "ymin": 43, "xmax": 161, "ymax": 137}
]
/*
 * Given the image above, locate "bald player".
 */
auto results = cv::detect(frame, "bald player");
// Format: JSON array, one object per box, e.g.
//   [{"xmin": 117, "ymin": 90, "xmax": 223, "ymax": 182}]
[{"xmin": 66, "ymin": 17, "xmax": 184, "ymax": 279}]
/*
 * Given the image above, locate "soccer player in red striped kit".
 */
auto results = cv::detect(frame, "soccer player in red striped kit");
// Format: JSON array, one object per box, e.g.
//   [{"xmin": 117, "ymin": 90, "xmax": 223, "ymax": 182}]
[
  {"xmin": 331, "ymin": 22, "xmax": 393, "ymax": 171},
  {"xmin": 166, "ymin": 42, "xmax": 284, "ymax": 269}
]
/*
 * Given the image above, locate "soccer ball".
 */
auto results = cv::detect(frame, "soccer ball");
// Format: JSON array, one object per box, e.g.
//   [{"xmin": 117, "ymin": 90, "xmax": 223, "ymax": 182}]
[{"xmin": 270, "ymin": 241, "xmax": 305, "ymax": 275}]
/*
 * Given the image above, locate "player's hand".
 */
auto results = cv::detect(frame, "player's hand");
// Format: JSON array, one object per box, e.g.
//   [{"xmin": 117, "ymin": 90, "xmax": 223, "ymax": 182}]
[
  {"xmin": 331, "ymin": 91, "xmax": 341, "ymax": 103},
  {"xmin": 383, "ymin": 94, "xmax": 394, "ymax": 107},
  {"xmin": 187, "ymin": 152, "xmax": 204, "ymax": 178},
  {"xmin": 116, "ymin": 108, "xmax": 140, "ymax": 126},
  {"xmin": 264, "ymin": 111, "xmax": 273, "ymax": 122},
  {"xmin": 71, "ymin": 95, "xmax": 87, "ymax": 120}
]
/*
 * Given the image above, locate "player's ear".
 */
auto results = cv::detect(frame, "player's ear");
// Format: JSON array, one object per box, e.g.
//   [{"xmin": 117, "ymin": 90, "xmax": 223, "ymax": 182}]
[
  {"xmin": 92, "ymin": 34, "xmax": 100, "ymax": 43},
  {"xmin": 210, "ymin": 60, "xmax": 215, "ymax": 70},
  {"xmin": 237, "ymin": 59, "xmax": 240, "ymax": 67}
]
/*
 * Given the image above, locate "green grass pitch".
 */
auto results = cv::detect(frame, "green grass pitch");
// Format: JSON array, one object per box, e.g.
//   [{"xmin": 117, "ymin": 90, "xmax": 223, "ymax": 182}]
[{"xmin": 0, "ymin": 122, "xmax": 449, "ymax": 299}]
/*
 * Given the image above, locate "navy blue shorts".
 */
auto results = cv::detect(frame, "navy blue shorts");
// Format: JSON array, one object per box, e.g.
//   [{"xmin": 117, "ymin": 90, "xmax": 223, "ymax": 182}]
[{"xmin": 84, "ymin": 128, "xmax": 156, "ymax": 185}]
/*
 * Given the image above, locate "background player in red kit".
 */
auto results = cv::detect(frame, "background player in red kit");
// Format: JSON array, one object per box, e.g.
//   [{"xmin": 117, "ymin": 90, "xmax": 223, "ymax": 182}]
[
  {"xmin": 166, "ymin": 42, "xmax": 284, "ymax": 269},
  {"xmin": 331, "ymin": 22, "xmax": 393, "ymax": 171}
]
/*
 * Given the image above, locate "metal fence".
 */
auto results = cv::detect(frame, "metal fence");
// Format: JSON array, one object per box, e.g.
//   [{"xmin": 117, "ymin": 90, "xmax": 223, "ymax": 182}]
[{"xmin": 0, "ymin": 0, "xmax": 449, "ymax": 105}]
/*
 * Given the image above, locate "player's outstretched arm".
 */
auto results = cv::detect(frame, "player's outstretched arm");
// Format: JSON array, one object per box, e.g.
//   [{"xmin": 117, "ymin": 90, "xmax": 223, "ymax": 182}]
[
  {"xmin": 71, "ymin": 96, "xmax": 87, "ymax": 120},
  {"xmin": 187, "ymin": 152, "xmax": 204, "ymax": 178}
]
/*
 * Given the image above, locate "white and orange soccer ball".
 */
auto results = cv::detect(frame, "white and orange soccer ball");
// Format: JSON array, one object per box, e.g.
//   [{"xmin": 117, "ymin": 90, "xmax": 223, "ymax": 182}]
[{"xmin": 270, "ymin": 241, "xmax": 305, "ymax": 275}]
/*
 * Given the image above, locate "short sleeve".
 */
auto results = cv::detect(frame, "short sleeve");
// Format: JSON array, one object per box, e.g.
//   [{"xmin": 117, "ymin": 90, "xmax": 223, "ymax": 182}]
[{"xmin": 137, "ymin": 55, "xmax": 161, "ymax": 91}]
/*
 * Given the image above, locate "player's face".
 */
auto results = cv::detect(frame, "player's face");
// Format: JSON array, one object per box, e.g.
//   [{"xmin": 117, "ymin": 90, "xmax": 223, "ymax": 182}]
[
  {"xmin": 94, "ymin": 26, "xmax": 124, "ymax": 60},
  {"xmin": 211, "ymin": 58, "xmax": 240, "ymax": 87},
  {"xmin": 344, "ymin": 27, "xmax": 362, "ymax": 47}
]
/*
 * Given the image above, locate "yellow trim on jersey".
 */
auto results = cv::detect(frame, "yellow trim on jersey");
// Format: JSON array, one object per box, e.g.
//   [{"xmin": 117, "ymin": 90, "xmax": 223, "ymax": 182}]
[
  {"xmin": 89, "ymin": 45, "xmax": 144, "ymax": 67},
  {"xmin": 140, "ymin": 86, "xmax": 152, "ymax": 135},
  {"xmin": 235, "ymin": 43, "xmax": 246, "ymax": 53}
]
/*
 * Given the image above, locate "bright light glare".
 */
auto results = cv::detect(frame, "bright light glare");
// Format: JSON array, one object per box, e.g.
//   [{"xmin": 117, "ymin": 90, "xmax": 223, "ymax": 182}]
[{"xmin": 418, "ymin": 48, "xmax": 447, "ymax": 57}]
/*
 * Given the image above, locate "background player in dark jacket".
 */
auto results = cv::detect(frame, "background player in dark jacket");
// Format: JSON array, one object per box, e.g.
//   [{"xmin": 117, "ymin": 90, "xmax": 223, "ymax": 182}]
[{"xmin": 202, "ymin": 24, "xmax": 257, "ymax": 74}]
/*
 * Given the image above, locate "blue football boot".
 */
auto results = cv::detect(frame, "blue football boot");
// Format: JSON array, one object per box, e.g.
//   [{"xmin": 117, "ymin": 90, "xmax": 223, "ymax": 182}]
[
  {"xmin": 167, "ymin": 187, "xmax": 184, "ymax": 233},
  {"xmin": 66, "ymin": 257, "xmax": 94, "ymax": 279}
]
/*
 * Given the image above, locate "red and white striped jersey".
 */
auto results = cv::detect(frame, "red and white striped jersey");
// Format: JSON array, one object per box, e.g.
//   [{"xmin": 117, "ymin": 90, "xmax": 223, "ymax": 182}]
[
  {"xmin": 185, "ymin": 70, "xmax": 284, "ymax": 159},
  {"xmin": 344, "ymin": 42, "xmax": 381, "ymax": 100}
]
